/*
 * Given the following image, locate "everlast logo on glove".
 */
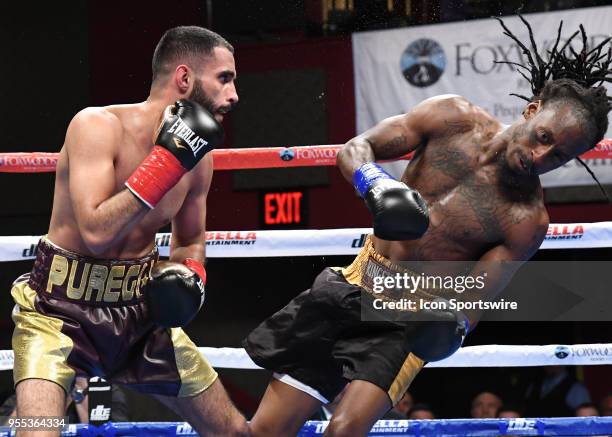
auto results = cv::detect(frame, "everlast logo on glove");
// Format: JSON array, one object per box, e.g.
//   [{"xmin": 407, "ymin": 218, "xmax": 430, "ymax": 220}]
[
  {"xmin": 168, "ymin": 117, "xmax": 209, "ymax": 156},
  {"xmin": 125, "ymin": 99, "xmax": 222, "ymax": 208},
  {"xmin": 195, "ymin": 277, "xmax": 205, "ymax": 304},
  {"xmin": 370, "ymin": 185, "xmax": 386, "ymax": 198}
]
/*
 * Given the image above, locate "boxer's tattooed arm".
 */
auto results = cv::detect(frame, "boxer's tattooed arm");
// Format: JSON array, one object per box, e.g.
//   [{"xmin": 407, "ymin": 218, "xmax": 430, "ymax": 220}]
[
  {"xmin": 377, "ymin": 135, "xmax": 409, "ymax": 158},
  {"xmin": 504, "ymin": 206, "xmax": 548, "ymax": 258},
  {"xmin": 338, "ymin": 113, "xmax": 423, "ymax": 174},
  {"xmin": 522, "ymin": 222, "xmax": 548, "ymax": 257},
  {"xmin": 441, "ymin": 119, "xmax": 472, "ymax": 137},
  {"xmin": 508, "ymin": 205, "xmax": 537, "ymax": 226}
]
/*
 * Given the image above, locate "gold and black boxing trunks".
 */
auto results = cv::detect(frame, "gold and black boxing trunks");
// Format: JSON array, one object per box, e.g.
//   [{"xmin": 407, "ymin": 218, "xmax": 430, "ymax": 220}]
[
  {"xmin": 244, "ymin": 235, "xmax": 424, "ymax": 406},
  {"xmin": 11, "ymin": 237, "xmax": 217, "ymax": 396},
  {"xmin": 342, "ymin": 235, "xmax": 454, "ymax": 307}
]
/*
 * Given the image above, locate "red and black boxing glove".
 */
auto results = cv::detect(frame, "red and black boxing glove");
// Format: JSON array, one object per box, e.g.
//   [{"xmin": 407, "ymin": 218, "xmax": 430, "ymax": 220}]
[
  {"xmin": 125, "ymin": 99, "xmax": 223, "ymax": 208},
  {"xmin": 145, "ymin": 258, "xmax": 206, "ymax": 328}
]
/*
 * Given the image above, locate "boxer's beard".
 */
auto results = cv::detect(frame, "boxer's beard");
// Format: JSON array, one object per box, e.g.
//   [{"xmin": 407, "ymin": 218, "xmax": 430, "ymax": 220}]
[
  {"xmin": 497, "ymin": 150, "xmax": 535, "ymax": 193},
  {"xmin": 497, "ymin": 151, "xmax": 521, "ymax": 182},
  {"xmin": 189, "ymin": 78, "xmax": 217, "ymax": 115}
]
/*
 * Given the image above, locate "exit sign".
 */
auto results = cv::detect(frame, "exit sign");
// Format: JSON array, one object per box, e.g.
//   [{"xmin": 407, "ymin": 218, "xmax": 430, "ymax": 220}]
[{"xmin": 260, "ymin": 190, "xmax": 307, "ymax": 229}]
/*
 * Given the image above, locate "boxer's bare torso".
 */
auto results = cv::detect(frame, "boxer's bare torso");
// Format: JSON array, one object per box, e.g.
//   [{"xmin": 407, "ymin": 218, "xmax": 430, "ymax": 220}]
[
  {"xmin": 377, "ymin": 100, "xmax": 548, "ymax": 261},
  {"xmin": 361, "ymin": 96, "xmax": 550, "ymax": 264},
  {"xmin": 47, "ymin": 102, "xmax": 212, "ymax": 259}
]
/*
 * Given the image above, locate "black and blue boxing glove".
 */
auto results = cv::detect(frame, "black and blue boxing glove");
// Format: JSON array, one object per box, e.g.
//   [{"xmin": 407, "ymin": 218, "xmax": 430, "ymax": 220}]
[{"xmin": 353, "ymin": 163, "xmax": 429, "ymax": 240}]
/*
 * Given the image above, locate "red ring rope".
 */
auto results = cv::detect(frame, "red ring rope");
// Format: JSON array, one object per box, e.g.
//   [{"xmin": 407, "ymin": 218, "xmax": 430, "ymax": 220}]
[{"xmin": 1, "ymin": 139, "xmax": 610, "ymax": 173}]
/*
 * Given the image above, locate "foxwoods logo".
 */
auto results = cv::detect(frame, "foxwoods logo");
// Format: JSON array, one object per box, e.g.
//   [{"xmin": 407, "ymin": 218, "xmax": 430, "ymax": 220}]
[
  {"xmin": 555, "ymin": 345, "xmax": 570, "ymax": 359},
  {"xmin": 279, "ymin": 148, "xmax": 294, "ymax": 161},
  {"xmin": 554, "ymin": 345, "xmax": 612, "ymax": 362},
  {"xmin": 571, "ymin": 345, "xmax": 612, "ymax": 361},
  {"xmin": 400, "ymin": 38, "xmax": 446, "ymax": 87}
]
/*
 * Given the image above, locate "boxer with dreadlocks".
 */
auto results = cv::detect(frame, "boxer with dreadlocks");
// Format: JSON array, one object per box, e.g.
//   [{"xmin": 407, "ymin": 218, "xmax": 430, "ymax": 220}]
[
  {"xmin": 494, "ymin": 14, "xmax": 611, "ymax": 200},
  {"xmin": 244, "ymin": 15, "xmax": 611, "ymax": 437}
]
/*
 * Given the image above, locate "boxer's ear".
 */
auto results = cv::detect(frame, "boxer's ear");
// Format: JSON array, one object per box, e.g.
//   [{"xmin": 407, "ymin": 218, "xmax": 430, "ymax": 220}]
[
  {"xmin": 174, "ymin": 65, "xmax": 191, "ymax": 94},
  {"xmin": 522, "ymin": 100, "xmax": 541, "ymax": 120}
]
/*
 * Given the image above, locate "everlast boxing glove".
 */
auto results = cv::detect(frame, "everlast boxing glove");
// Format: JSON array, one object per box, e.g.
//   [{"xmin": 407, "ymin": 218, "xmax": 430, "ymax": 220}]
[
  {"xmin": 145, "ymin": 258, "xmax": 206, "ymax": 328},
  {"xmin": 353, "ymin": 163, "xmax": 429, "ymax": 240},
  {"xmin": 406, "ymin": 298, "xmax": 470, "ymax": 362},
  {"xmin": 126, "ymin": 99, "xmax": 223, "ymax": 208}
]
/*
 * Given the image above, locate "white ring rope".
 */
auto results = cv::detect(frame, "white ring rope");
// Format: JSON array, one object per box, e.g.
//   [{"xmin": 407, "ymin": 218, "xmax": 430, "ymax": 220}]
[
  {"xmin": 0, "ymin": 222, "xmax": 610, "ymax": 262},
  {"xmin": 2, "ymin": 226, "xmax": 609, "ymax": 374},
  {"xmin": 1, "ymin": 344, "xmax": 611, "ymax": 371}
]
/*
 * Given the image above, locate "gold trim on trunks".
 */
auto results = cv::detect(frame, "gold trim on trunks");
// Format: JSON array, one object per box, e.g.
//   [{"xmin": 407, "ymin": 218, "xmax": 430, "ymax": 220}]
[
  {"xmin": 339, "ymin": 236, "xmax": 448, "ymax": 310},
  {"xmin": 388, "ymin": 352, "xmax": 424, "ymax": 405},
  {"xmin": 11, "ymin": 278, "xmax": 75, "ymax": 393},
  {"xmin": 171, "ymin": 328, "xmax": 218, "ymax": 397},
  {"xmin": 338, "ymin": 236, "xmax": 427, "ymax": 404}
]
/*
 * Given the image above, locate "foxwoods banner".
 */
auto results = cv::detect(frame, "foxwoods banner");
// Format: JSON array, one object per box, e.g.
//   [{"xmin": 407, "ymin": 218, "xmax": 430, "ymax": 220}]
[{"xmin": 352, "ymin": 6, "xmax": 612, "ymax": 187}]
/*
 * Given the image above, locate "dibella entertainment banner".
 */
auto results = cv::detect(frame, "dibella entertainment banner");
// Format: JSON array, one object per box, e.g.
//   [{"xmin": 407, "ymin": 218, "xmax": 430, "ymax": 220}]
[{"xmin": 352, "ymin": 6, "xmax": 612, "ymax": 187}]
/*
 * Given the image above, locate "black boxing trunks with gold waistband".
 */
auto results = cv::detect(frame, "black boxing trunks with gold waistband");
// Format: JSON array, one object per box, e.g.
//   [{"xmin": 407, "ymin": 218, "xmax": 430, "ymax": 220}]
[
  {"xmin": 11, "ymin": 238, "xmax": 217, "ymax": 397},
  {"xmin": 27, "ymin": 237, "xmax": 157, "ymax": 305},
  {"xmin": 244, "ymin": 235, "xmax": 426, "ymax": 406},
  {"xmin": 340, "ymin": 236, "xmax": 452, "ymax": 312}
]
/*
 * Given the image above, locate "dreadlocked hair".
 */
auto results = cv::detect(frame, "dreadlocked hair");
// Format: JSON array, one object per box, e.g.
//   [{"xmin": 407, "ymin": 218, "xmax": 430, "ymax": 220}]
[
  {"xmin": 495, "ymin": 14, "xmax": 612, "ymax": 201},
  {"xmin": 537, "ymin": 79, "xmax": 609, "ymax": 146}
]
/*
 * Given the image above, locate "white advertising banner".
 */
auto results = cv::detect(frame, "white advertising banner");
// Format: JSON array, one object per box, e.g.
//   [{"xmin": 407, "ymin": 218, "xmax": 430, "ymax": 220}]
[
  {"xmin": 352, "ymin": 7, "xmax": 612, "ymax": 187},
  {"xmin": 0, "ymin": 223, "xmax": 609, "ymax": 262}
]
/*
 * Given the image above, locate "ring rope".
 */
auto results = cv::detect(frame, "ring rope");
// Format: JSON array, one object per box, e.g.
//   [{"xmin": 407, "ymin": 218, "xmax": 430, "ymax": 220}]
[
  {"xmin": 1, "ymin": 343, "xmax": 611, "ymax": 371},
  {"xmin": 1, "ymin": 417, "xmax": 611, "ymax": 436},
  {"xmin": 2, "ymin": 144, "xmax": 611, "ymax": 435},
  {"xmin": 298, "ymin": 417, "xmax": 612, "ymax": 436},
  {"xmin": 0, "ymin": 146, "xmax": 354, "ymax": 172},
  {"xmin": 0, "ymin": 139, "xmax": 610, "ymax": 172},
  {"xmin": 0, "ymin": 222, "xmax": 609, "ymax": 262}
]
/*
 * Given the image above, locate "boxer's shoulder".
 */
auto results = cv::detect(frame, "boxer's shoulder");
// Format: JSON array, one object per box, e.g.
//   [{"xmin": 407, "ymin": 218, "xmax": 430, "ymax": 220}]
[
  {"xmin": 419, "ymin": 94, "xmax": 471, "ymax": 113},
  {"xmin": 408, "ymin": 95, "xmax": 483, "ymax": 138},
  {"xmin": 432, "ymin": 95, "xmax": 498, "ymax": 128},
  {"xmin": 421, "ymin": 93, "xmax": 468, "ymax": 105},
  {"xmin": 71, "ymin": 105, "xmax": 123, "ymax": 129},
  {"xmin": 66, "ymin": 106, "xmax": 124, "ymax": 152}
]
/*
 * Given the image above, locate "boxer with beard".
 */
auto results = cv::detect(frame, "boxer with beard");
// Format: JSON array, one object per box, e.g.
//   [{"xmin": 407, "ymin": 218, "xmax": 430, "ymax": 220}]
[
  {"xmin": 10, "ymin": 26, "xmax": 248, "ymax": 436},
  {"xmin": 244, "ymin": 17, "xmax": 611, "ymax": 437}
]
